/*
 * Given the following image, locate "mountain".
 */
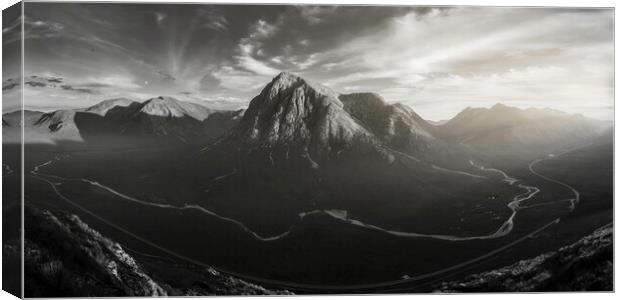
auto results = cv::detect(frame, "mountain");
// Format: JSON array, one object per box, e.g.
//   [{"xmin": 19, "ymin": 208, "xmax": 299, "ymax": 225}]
[
  {"xmin": 427, "ymin": 119, "xmax": 449, "ymax": 126},
  {"xmin": 113, "ymin": 96, "xmax": 219, "ymax": 142},
  {"xmin": 338, "ymin": 92, "xmax": 436, "ymax": 153},
  {"xmin": 194, "ymin": 72, "xmax": 499, "ymax": 235},
  {"xmin": 2, "ymin": 97, "xmax": 231, "ymax": 144},
  {"xmin": 34, "ymin": 109, "xmax": 83, "ymax": 142},
  {"xmin": 222, "ymin": 72, "xmax": 474, "ymax": 169},
  {"xmin": 2, "ymin": 110, "xmax": 45, "ymax": 127},
  {"xmin": 18, "ymin": 99, "xmax": 138, "ymax": 143},
  {"xmin": 201, "ymin": 109, "xmax": 245, "ymax": 140},
  {"xmin": 227, "ymin": 72, "xmax": 374, "ymax": 158},
  {"xmin": 138, "ymin": 96, "xmax": 215, "ymax": 121},
  {"xmin": 84, "ymin": 98, "xmax": 137, "ymax": 116},
  {"xmin": 435, "ymin": 224, "xmax": 612, "ymax": 292},
  {"xmin": 438, "ymin": 103, "xmax": 609, "ymax": 156}
]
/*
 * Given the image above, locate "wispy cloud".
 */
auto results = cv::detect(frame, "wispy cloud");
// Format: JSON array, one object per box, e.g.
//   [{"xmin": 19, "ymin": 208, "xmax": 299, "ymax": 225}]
[
  {"xmin": 210, "ymin": 18, "xmax": 283, "ymax": 92},
  {"xmin": 298, "ymin": 6, "xmax": 338, "ymax": 25},
  {"xmin": 200, "ymin": 9, "xmax": 229, "ymax": 31},
  {"xmin": 311, "ymin": 7, "xmax": 613, "ymax": 120}
]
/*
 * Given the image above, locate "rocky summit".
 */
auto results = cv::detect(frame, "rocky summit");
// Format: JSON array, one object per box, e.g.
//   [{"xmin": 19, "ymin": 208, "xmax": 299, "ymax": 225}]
[{"xmin": 229, "ymin": 72, "xmax": 374, "ymax": 154}]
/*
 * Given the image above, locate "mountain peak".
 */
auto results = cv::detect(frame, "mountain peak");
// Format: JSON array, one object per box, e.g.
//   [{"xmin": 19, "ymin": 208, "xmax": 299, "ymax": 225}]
[
  {"xmin": 491, "ymin": 102, "xmax": 507, "ymax": 109},
  {"xmin": 85, "ymin": 98, "xmax": 136, "ymax": 116},
  {"xmin": 273, "ymin": 71, "xmax": 301, "ymax": 82},
  {"xmin": 148, "ymin": 96, "xmax": 180, "ymax": 104},
  {"xmin": 230, "ymin": 72, "xmax": 371, "ymax": 154},
  {"xmin": 139, "ymin": 96, "xmax": 214, "ymax": 121},
  {"xmin": 264, "ymin": 72, "xmax": 337, "ymax": 100}
]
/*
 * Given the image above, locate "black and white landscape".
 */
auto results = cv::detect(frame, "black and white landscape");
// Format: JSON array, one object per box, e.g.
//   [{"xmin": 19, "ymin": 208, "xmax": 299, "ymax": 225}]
[{"xmin": 2, "ymin": 3, "xmax": 614, "ymax": 296}]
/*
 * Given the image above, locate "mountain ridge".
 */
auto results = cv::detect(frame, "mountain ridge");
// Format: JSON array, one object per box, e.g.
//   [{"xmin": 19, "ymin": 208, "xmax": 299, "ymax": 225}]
[
  {"xmin": 438, "ymin": 102, "xmax": 609, "ymax": 155},
  {"xmin": 4, "ymin": 72, "xmax": 610, "ymax": 154}
]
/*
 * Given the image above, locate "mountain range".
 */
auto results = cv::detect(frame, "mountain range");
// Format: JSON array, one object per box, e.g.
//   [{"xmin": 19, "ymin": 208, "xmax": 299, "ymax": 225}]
[
  {"xmin": 3, "ymin": 71, "xmax": 610, "ymax": 157},
  {"xmin": 3, "ymin": 96, "xmax": 233, "ymax": 144}
]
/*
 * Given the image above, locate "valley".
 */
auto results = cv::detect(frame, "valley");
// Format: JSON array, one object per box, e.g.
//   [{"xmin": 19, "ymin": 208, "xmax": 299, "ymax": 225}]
[{"xmin": 3, "ymin": 72, "xmax": 613, "ymax": 293}]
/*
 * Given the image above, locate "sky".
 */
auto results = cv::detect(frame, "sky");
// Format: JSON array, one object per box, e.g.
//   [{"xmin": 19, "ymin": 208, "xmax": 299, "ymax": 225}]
[{"xmin": 2, "ymin": 3, "xmax": 614, "ymax": 121}]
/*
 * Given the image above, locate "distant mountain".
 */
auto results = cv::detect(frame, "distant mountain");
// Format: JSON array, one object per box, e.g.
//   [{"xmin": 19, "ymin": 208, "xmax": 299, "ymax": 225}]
[
  {"xmin": 34, "ymin": 109, "xmax": 83, "ymax": 142},
  {"xmin": 109, "ymin": 96, "xmax": 219, "ymax": 142},
  {"xmin": 19, "ymin": 98, "xmax": 138, "ymax": 143},
  {"xmin": 2, "ymin": 110, "xmax": 46, "ymax": 143},
  {"xmin": 2, "ymin": 97, "xmax": 230, "ymax": 144},
  {"xmin": 427, "ymin": 119, "xmax": 449, "ymax": 126},
  {"xmin": 3, "ymin": 96, "xmax": 232, "ymax": 143},
  {"xmin": 84, "ymin": 98, "xmax": 137, "ymax": 116},
  {"xmin": 2, "ymin": 110, "xmax": 44, "ymax": 127},
  {"xmin": 438, "ymin": 103, "xmax": 609, "ymax": 156},
  {"xmin": 138, "ymin": 96, "xmax": 215, "ymax": 121}
]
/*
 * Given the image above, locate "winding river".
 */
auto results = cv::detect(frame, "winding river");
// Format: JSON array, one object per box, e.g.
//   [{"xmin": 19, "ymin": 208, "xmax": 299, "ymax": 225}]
[
  {"xmin": 29, "ymin": 149, "xmax": 577, "ymax": 242},
  {"xmin": 19, "ymin": 148, "xmax": 585, "ymax": 290}
]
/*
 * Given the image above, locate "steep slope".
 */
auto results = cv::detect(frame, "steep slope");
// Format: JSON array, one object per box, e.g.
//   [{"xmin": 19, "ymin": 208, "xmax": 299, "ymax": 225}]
[
  {"xmin": 33, "ymin": 109, "xmax": 82, "ymax": 141},
  {"xmin": 23, "ymin": 206, "xmax": 167, "ymax": 297},
  {"xmin": 438, "ymin": 103, "xmax": 609, "ymax": 156},
  {"xmin": 435, "ymin": 225, "xmax": 613, "ymax": 292},
  {"xmin": 21, "ymin": 206, "xmax": 289, "ymax": 296},
  {"xmin": 228, "ymin": 72, "xmax": 374, "ymax": 157},
  {"xmin": 338, "ymin": 93, "xmax": 436, "ymax": 153},
  {"xmin": 201, "ymin": 109, "xmax": 245, "ymax": 140}
]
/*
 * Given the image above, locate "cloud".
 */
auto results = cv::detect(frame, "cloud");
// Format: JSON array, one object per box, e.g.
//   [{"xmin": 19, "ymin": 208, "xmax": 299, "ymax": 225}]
[
  {"xmin": 60, "ymin": 85, "xmax": 96, "ymax": 94},
  {"xmin": 298, "ymin": 6, "xmax": 338, "ymax": 25},
  {"xmin": 249, "ymin": 19, "xmax": 278, "ymax": 39},
  {"xmin": 310, "ymin": 7, "xmax": 613, "ymax": 120},
  {"xmin": 210, "ymin": 18, "xmax": 283, "ymax": 92},
  {"xmin": 198, "ymin": 8, "xmax": 229, "ymax": 31},
  {"xmin": 78, "ymin": 75, "xmax": 142, "ymax": 90},
  {"xmin": 289, "ymin": 53, "xmax": 321, "ymax": 70},
  {"xmin": 2, "ymin": 79, "xmax": 20, "ymax": 91},
  {"xmin": 3, "ymin": 15, "xmax": 65, "ymax": 44},
  {"xmin": 212, "ymin": 66, "xmax": 268, "ymax": 91},
  {"xmin": 17, "ymin": 4, "xmax": 613, "ymax": 121},
  {"xmin": 146, "ymin": 11, "xmax": 167, "ymax": 26}
]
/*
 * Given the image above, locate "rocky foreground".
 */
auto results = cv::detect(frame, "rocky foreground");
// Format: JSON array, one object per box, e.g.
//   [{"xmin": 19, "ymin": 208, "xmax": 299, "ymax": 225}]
[
  {"xmin": 435, "ymin": 224, "xmax": 613, "ymax": 292},
  {"xmin": 19, "ymin": 206, "xmax": 290, "ymax": 297},
  {"xmin": 7, "ymin": 205, "xmax": 613, "ymax": 295}
]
